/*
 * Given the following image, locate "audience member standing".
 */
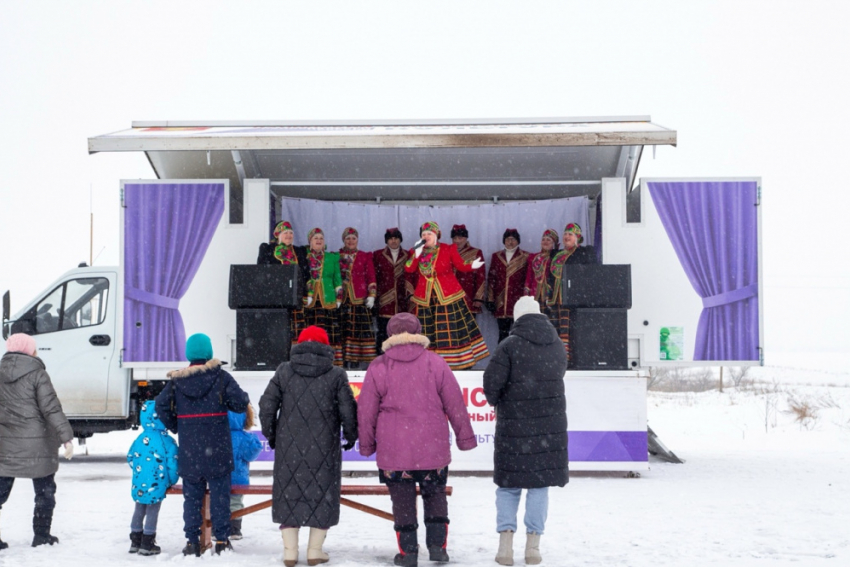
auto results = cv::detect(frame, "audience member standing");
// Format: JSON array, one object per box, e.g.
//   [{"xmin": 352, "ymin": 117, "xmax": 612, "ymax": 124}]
[
  {"xmin": 155, "ymin": 333, "xmax": 250, "ymax": 556},
  {"xmin": 259, "ymin": 325, "xmax": 358, "ymax": 567},
  {"xmin": 483, "ymin": 297, "xmax": 569, "ymax": 565},
  {"xmin": 358, "ymin": 313, "xmax": 477, "ymax": 566},
  {"xmin": 0, "ymin": 333, "xmax": 74, "ymax": 550}
]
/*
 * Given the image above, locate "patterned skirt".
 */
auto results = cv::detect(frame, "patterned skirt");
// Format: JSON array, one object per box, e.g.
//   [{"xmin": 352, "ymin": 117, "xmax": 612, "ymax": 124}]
[
  {"xmin": 302, "ymin": 307, "xmax": 343, "ymax": 366},
  {"xmin": 544, "ymin": 304, "xmax": 570, "ymax": 362},
  {"xmin": 341, "ymin": 302, "xmax": 377, "ymax": 363},
  {"xmin": 416, "ymin": 297, "xmax": 489, "ymax": 370}
]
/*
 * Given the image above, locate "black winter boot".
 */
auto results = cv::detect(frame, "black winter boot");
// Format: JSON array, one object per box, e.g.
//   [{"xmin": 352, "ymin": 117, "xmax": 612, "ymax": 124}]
[
  {"xmin": 425, "ymin": 518, "xmax": 449, "ymax": 562},
  {"xmin": 182, "ymin": 541, "xmax": 202, "ymax": 557},
  {"xmin": 230, "ymin": 518, "xmax": 243, "ymax": 540},
  {"xmin": 32, "ymin": 534, "xmax": 59, "ymax": 547},
  {"xmin": 214, "ymin": 539, "xmax": 233, "ymax": 554},
  {"xmin": 394, "ymin": 526, "xmax": 419, "ymax": 567},
  {"xmin": 129, "ymin": 531, "xmax": 143, "ymax": 553},
  {"xmin": 0, "ymin": 538, "xmax": 8, "ymax": 550},
  {"xmin": 138, "ymin": 533, "xmax": 161, "ymax": 556}
]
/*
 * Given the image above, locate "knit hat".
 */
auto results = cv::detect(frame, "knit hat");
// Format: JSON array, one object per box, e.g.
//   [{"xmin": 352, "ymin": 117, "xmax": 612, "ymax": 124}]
[
  {"xmin": 273, "ymin": 221, "xmax": 293, "ymax": 239},
  {"xmin": 420, "ymin": 221, "xmax": 441, "ymax": 239},
  {"xmin": 386, "ymin": 313, "xmax": 422, "ymax": 336},
  {"xmin": 564, "ymin": 222, "xmax": 584, "ymax": 244},
  {"xmin": 384, "ymin": 227, "xmax": 403, "ymax": 243},
  {"xmin": 185, "ymin": 333, "xmax": 213, "ymax": 362},
  {"xmin": 542, "ymin": 228, "xmax": 560, "ymax": 250},
  {"xmin": 513, "ymin": 296, "xmax": 541, "ymax": 321},
  {"xmin": 450, "ymin": 224, "xmax": 468, "ymax": 238},
  {"xmin": 5, "ymin": 333, "xmax": 36, "ymax": 355},
  {"xmin": 342, "ymin": 227, "xmax": 359, "ymax": 241},
  {"xmin": 298, "ymin": 325, "xmax": 330, "ymax": 345},
  {"xmin": 503, "ymin": 228, "xmax": 520, "ymax": 245}
]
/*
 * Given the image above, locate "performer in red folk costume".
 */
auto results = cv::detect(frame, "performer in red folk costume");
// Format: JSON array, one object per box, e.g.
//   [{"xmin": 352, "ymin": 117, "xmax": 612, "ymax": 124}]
[
  {"xmin": 486, "ymin": 228, "xmax": 529, "ymax": 343},
  {"xmin": 450, "ymin": 224, "xmax": 486, "ymax": 315},
  {"xmin": 338, "ymin": 227, "xmax": 377, "ymax": 369},
  {"xmin": 405, "ymin": 221, "xmax": 489, "ymax": 370},
  {"xmin": 372, "ymin": 227, "xmax": 417, "ymax": 354},
  {"xmin": 524, "ymin": 228, "xmax": 560, "ymax": 308}
]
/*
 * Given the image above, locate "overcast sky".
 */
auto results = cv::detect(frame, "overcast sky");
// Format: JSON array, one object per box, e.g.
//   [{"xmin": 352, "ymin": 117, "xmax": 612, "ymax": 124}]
[{"xmin": 1, "ymin": 1, "xmax": 848, "ymax": 365}]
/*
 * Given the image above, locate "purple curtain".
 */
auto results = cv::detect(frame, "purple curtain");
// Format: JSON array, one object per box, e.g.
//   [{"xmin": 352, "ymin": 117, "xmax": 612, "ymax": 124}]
[
  {"xmin": 124, "ymin": 183, "xmax": 225, "ymax": 362},
  {"xmin": 647, "ymin": 181, "xmax": 759, "ymax": 361}
]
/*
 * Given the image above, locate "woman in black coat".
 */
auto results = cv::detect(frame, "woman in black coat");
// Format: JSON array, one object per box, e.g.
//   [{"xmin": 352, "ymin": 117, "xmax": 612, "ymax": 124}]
[
  {"xmin": 259, "ymin": 325, "xmax": 358, "ymax": 567},
  {"xmin": 483, "ymin": 296, "xmax": 568, "ymax": 566}
]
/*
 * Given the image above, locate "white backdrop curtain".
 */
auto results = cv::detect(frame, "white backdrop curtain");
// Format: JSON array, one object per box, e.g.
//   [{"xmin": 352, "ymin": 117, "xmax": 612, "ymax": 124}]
[{"xmin": 279, "ymin": 196, "xmax": 590, "ymax": 365}]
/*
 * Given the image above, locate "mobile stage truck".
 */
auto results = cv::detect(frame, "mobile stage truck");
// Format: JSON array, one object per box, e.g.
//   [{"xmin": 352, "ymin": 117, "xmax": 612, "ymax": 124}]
[{"xmin": 2, "ymin": 117, "xmax": 763, "ymax": 472}]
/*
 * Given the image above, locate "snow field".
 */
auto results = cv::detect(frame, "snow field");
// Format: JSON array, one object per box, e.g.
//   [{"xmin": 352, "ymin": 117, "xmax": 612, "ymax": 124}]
[{"xmin": 0, "ymin": 382, "xmax": 847, "ymax": 566}]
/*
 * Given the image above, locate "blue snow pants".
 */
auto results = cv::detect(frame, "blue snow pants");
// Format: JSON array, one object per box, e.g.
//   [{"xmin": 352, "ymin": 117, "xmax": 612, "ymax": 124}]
[{"xmin": 182, "ymin": 473, "xmax": 231, "ymax": 543}]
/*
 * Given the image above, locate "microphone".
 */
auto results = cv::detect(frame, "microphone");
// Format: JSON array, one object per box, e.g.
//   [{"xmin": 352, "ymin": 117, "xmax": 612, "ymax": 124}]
[{"xmin": 412, "ymin": 238, "xmax": 426, "ymax": 250}]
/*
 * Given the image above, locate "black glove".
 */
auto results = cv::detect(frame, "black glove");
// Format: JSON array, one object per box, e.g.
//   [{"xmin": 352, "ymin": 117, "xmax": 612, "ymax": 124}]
[
  {"xmin": 342, "ymin": 440, "xmax": 356, "ymax": 451},
  {"xmin": 484, "ymin": 301, "xmax": 496, "ymax": 313},
  {"xmin": 267, "ymin": 438, "xmax": 275, "ymax": 450}
]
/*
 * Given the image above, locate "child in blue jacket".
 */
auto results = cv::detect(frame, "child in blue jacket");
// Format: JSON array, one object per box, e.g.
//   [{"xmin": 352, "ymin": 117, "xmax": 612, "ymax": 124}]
[
  {"xmin": 229, "ymin": 404, "xmax": 263, "ymax": 539},
  {"xmin": 127, "ymin": 401, "xmax": 179, "ymax": 555}
]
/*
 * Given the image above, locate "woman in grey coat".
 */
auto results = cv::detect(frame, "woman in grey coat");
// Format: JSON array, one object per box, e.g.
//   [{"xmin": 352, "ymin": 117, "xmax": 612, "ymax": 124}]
[{"xmin": 0, "ymin": 333, "xmax": 74, "ymax": 550}]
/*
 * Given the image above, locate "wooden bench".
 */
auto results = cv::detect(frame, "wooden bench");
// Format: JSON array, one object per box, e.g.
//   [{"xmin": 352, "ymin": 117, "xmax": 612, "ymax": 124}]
[{"xmin": 166, "ymin": 484, "xmax": 453, "ymax": 551}]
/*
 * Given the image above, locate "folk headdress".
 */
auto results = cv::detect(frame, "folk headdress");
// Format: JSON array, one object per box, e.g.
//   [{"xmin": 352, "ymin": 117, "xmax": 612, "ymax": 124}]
[
  {"xmin": 342, "ymin": 227, "xmax": 359, "ymax": 241},
  {"xmin": 307, "ymin": 227, "xmax": 326, "ymax": 252},
  {"xmin": 273, "ymin": 221, "xmax": 293, "ymax": 240},
  {"xmin": 564, "ymin": 222, "xmax": 584, "ymax": 244},
  {"xmin": 420, "ymin": 221, "xmax": 441, "ymax": 239}
]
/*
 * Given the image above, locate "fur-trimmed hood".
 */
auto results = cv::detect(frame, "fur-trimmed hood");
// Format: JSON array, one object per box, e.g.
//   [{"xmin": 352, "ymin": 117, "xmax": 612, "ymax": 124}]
[
  {"xmin": 166, "ymin": 359, "xmax": 224, "ymax": 400},
  {"xmin": 167, "ymin": 358, "xmax": 222, "ymax": 379},
  {"xmin": 381, "ymin": 332, "xmax": 430, "ymax": 363}
]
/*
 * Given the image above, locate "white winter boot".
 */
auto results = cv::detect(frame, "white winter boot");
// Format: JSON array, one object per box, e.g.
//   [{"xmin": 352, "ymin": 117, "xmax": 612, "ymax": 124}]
[
  {"xmin": 525, "ymin": 533, "xmax": 542, "ymax": 565},
  {"xmin": 495, "ymin": 530, "xmax": 514, "ymax": 565},
  {"xmin": 306, "ymin": 528, "xmax": 329, "ymax": 566},
  {"xmin": 281, "ymin": 527, "xmax": 299, "ymax": 567}
]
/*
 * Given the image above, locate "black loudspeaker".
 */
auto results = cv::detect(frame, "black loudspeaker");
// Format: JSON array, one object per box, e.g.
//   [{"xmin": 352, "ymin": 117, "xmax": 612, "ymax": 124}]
[
  {"xmin": 561, "ymin": 264, "xmax": 632, "ymax": 309},
  {"xmin": 235, "ymin": 309, "xmax": 290, "ymax": 370},
  {"xmin": 569, "ymin": 308, "xmax": 628, "ymax": 370},
  {"xmin": 229, "ymin": 265, "xmax": 301, "ymax": 309}
]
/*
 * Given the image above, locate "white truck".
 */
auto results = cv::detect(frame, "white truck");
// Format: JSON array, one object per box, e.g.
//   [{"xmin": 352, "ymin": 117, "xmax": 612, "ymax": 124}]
[{"xmin": 2, "ymin": 117, "xmax": 762, "ymax": 471}]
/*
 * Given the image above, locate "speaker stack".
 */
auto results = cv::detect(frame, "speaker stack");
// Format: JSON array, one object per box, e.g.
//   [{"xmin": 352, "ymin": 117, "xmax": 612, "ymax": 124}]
[
  {"xmin": 228, "ymin": 265, "xmax": 301, "ymax": 370},
  {"xmin": 560, "ymin": 264, "xmax": 632, "ymax": 370}
]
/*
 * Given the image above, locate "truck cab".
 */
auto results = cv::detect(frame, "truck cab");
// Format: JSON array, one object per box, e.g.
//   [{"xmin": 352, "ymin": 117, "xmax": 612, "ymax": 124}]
[{"xmin": 2, "ymin": 267, "xmax": 143, "ymax": 438}]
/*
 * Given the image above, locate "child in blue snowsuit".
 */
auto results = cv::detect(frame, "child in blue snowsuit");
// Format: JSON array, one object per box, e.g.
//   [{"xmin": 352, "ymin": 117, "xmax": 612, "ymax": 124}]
[
  {"xmin": 127, "ymin": 401, "xmax": 179, "ymax": 555},
  {"xmin": 228, "ymin": 405, "xmax": 263, "ymax": 539}
]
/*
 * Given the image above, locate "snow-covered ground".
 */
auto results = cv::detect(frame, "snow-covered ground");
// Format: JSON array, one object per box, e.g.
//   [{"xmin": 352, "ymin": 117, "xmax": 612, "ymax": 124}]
[{"xmin": 1, "ymin": 378, "xmax": 848, "ymax": 566}]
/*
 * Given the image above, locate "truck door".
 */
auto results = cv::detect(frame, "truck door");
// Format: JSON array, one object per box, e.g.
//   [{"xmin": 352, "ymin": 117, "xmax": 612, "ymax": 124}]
[{"xmin": 24, "ymin": 273, "xmax": 117, "ymax": 415}]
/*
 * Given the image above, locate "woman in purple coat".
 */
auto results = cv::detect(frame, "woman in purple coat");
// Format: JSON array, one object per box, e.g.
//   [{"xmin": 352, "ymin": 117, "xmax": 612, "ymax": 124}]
[{"xmin": 358, "ymin": 313, "xmax": 477, "ymax": 567}]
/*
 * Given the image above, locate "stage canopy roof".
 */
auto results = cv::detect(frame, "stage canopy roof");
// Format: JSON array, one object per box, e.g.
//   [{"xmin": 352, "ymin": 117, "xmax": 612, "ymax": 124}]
[{"xmin": 88, "ymin": 117, "xmax": 676, "ymax": 206}]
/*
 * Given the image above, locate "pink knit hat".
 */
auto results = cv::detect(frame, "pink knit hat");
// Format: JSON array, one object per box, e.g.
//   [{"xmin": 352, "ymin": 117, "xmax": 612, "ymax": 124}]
[{"xmin": 6, "ymin": 333, "xmax": 36, "ymax": 355}]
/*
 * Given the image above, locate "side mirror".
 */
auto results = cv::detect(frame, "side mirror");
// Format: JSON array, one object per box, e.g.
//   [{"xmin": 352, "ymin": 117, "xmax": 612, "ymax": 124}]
[{"xmin": 2, "ymin": 291, "xmax": 9, "ymax": 340}]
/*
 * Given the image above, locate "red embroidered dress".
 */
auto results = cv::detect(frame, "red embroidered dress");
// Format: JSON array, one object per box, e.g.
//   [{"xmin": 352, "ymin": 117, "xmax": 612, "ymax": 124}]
[
  {"xmin": 405, "ymin": 243, "xmax": 489, "ymax": 369},
  {"xmin": 487, "ymin": 248, "xmax": 529, "ymax": 319},
  {"xmin": 339, "ymin": 248, "xmax": 377, "ymax": 364}
]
